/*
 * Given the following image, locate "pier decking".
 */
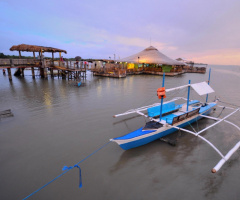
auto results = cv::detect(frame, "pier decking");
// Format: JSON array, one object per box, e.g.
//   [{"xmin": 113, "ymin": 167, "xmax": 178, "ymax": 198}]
[{"xmin": 0, "ymin": 58, "xmax": 87, "ymax": 81}]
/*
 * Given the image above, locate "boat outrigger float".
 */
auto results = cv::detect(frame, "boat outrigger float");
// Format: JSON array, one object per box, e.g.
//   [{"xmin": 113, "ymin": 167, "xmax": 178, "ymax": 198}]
[{"xmin": 110, "ymin": 70, "xmax": 240, "ymax": 173}]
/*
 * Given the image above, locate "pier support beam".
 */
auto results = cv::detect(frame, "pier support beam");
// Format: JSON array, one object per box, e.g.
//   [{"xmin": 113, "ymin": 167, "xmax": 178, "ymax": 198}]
[
  {"xmin": 21, "ymin": 68, "xmax": 25, "ymax": 77},
  {"xmin": 62, "ymin": 70, "xmax": 66, "ymax": 79},
  {"xmin": 7, "ymin": 68, "xmax": 12, "ymax": 81},
  {"xmin": 40, "ymin": 67, "xmax": 45, "ymax": 78},
  {"xmin": 31, "ymin": 67, "xmax": 35, "ymax": 79},
  {"xmin": 50, "ymin": 68, "xmax": 54, "ymax": 78}
]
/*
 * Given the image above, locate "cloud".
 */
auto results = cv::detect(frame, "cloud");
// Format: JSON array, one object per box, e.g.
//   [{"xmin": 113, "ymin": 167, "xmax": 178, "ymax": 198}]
[
  {"xmin": 0, "ymin": 0, "xmax": 240, "ymax": 65},
  {"xmin": 185, "ymin": 49, "xmax": 240, "ymax": 65}
]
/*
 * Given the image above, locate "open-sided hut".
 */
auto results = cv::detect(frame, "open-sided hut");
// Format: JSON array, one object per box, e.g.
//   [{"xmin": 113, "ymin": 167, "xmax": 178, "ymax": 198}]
[
  {"xmin": 9, "ymin": 44, "xmax": 67, "ymax": 78},
  {"xmin": 10, "ymin": 44, "xmax": 67, "ymax": 61},
  {"xmin": 120, "ymin": 46, "xmax": 185, "ymax": 74}
]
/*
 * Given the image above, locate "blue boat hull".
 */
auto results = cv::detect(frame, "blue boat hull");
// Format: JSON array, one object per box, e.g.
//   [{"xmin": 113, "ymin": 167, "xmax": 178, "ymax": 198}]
[{"xmin": 113, "ymin": 104, "xmax": 215, "ymax": 150}]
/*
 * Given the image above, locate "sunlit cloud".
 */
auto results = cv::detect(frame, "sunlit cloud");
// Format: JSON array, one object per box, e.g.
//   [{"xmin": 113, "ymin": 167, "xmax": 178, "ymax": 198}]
[
  {"xmin": 0, "ymin": 0, "xmax": 240, "ymax": 65},
  {"xmin": 185, "ymin": 49, "xmax": 240, "ymax": 65}
]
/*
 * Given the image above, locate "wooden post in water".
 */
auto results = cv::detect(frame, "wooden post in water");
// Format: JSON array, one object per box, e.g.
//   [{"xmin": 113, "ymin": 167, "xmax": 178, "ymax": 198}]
[
  {"xmin": 31, "ymin": 67, "xmax": 35, "ymax": 79},
  {"xmin": 40, "ymin": 66, "xmax": 44, "ymax": 78},
  {"xmin": 7, "ymin": 68, "xmax": 12, "ymax": 81},
  {"xmin": 32, "ymin": 52, "xmax": 35, "ymax": 79},
  {"xmin": 18, "ymin": 51, "xmax": 24, "ymax": 77},
  {"xmin": 52, "ymin": 52, "xmax": 54, "ymax": 65},
  {"xmin": 39, "ymin": 50, "xmax": 45, "ymax": 78},
  {"xmin": 62, "ymin": 70, "xmax": 66, "ymax": 79},
  {"xmin": 50, "ymin": 52, "xmax": 54, "ymax": 78},
  {"xmin": 7, "ymin": 59, "xmax": 13, "ymax": 81},
  {"xmin": 50, "ymin": 68, "xmax": 54, "ymax": 78},
  {"xmin": 22, "ymin": 68, "xmax": 25, "ymax": 77}
]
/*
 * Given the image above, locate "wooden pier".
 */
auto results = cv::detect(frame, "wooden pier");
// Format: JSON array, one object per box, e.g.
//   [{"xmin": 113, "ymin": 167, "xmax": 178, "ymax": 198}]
[
  {"xmin": 0, "ymin": 44, "xmax": 87, "ymax": 81},
  {"xmin": 0, "ymin": 58, "xmax": 87, "ymax": 81}
]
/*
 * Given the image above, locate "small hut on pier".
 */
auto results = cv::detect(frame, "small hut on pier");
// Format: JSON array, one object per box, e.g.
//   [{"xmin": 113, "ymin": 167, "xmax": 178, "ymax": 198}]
[
  {"xmin": 176, "ymin": 57, "xmax": 207, "ymax": 74},
  {"xmin": 9, "ymin": 44, "xmax": 67, "ymax": 78},
  {"xmin": 10, "ymin": 44, "xmax": 67, "ymax": 57},
  {"xmin": 120, "ymin": 46, "xmax": 185, "ymax": 75}
]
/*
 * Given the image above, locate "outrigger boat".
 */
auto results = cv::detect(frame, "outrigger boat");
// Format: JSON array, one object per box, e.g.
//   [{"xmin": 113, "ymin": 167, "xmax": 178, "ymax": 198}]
[{"xmin": 110, "ymin": 70, "xmax": 240, "ymax": 173}]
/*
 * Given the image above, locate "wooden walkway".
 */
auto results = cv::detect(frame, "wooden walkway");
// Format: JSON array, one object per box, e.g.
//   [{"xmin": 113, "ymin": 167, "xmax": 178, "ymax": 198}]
[{"xmin": 0, "ymin": 58, "xmax": 87, "ymax": 81}]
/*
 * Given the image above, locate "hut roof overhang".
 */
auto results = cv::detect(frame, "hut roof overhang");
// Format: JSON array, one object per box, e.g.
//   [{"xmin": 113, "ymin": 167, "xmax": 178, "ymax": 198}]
[
  {"xmin": 120, "ymin": 46, "xmax": 185, "ymax": 66},
  {"xmin": 10, "ymin": 44, "xmax": 67, "ymax": 54}
]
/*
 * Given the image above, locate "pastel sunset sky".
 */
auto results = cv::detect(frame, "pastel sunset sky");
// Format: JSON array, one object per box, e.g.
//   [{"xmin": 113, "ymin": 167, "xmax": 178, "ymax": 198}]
[{"xmin": 0, "ymin": 0, "xmax": 239, "ymax": 65}]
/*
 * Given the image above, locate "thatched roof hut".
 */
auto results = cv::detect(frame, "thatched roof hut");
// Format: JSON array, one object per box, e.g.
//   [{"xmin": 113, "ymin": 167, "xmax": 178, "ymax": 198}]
[
  {"xmin": 10, "ymin": 44, "xmax": 67, "ymax": 54},
  {"xmin": 120, "ymin": 46, "xmax": 184, "ymax": 66}
]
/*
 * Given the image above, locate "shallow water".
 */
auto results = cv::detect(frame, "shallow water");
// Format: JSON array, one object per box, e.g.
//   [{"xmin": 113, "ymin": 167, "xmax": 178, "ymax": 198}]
[{"xmin": 0, "ymin": 65, "xmax": 240, "ymax": 200}]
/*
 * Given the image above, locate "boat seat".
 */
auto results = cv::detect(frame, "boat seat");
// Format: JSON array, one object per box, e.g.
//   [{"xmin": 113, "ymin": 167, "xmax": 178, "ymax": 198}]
[
  {"xmin": 171, "ymin": 108, "xmax": 200, "ymax": 125},
  {"xmin": 147, "ymin": 102, "xmax": 181, "ymax": 118}
]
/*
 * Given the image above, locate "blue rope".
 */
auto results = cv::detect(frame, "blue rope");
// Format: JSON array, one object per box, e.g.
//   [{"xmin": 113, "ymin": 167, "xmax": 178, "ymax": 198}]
[
  {"xmin": 23, "ymin": 141, "xmax": 111, "ymax": 200},
  {"xmin": 62, "ymin": 165, "xmax": 82, "ymax": 188}
]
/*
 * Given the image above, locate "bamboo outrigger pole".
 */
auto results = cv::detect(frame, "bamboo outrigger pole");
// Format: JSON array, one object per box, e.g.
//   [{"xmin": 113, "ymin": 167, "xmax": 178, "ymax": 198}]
[
  {"xmin": 187, "ymin": 80, "xmax": 191, "ymax": 111},
  {"xmin": 159, "ymin": 73, "xmax": 165, "ymax": 121},
  {"xmin": 206, "ymin": 68, "xmax": 211, "ymax": 103}
]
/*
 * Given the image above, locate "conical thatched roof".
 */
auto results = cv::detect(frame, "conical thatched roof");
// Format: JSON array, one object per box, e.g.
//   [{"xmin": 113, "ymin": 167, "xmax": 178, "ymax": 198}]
[
  {"xmin": 10, "ymin": 44, "xmax": 67, "ymax": 53},
  {"xmin": 120, "ymin": 46, "xmax": 184, "ymax": 65}
]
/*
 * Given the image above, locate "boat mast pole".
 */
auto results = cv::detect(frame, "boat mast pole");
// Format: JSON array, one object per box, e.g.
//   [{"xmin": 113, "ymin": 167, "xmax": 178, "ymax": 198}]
[
  {"xmin": 206, "ymin": 68, "xmax": 211, "ymax": 103},
  {"xmin": 187, "ymin": 80, "xmax": 191, "ymax": 112},
  {"xmin": 159, "ymin": 73, "xmax": 165, "ymax": 121}
]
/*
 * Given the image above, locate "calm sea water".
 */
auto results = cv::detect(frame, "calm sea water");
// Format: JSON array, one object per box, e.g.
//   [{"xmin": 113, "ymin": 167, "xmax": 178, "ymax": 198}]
[{"xmin": 0, "ymin": 65, "xmax": 240, "ymax": 200}]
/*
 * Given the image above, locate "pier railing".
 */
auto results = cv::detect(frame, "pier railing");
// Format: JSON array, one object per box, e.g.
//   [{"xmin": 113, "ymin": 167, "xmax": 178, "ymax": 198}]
[
  {"xmin": 0, "ymin": 58, "xmax": 86, "ymax": 71},
  {"xmin": 0, "ymin": 58, "xmax": 40, "ymax": 67},
  {"xmin": 45, "ymin": 60, "xmax": 87, "ymax": 71}
]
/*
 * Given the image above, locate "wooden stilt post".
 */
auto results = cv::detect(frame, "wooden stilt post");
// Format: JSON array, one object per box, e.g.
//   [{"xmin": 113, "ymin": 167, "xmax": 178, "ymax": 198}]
[
  {"xmin": 51, "ymin": 52, "xmax": 54, "ymax": 78},
  {"xmin": 31, "ymin": 67, "xmax": 35, "ymax": 79},
  {"xmin": 50, "ymin": 68, "xmax": 54, "ymax": 78},
  {"xmin": 52, "ymin": 52, "xmax": 54, "ymax": 65},
  {"xmin": 21, "ymin": 68, "xmax": 25, "ymax": 77},
  {"xmin": 62, "ymin": 70, "xmax": 66, "ymax": 79},
  {"xmin": 18, "ymin": 51, "xmax": 23, "ymax": 76},
  {"xmin": 39, "ymin": 50, "xmax": 45, "ymax": 78},
  {"xmin": 7, "ymin": 68, "xmax": 12, "ymax": 81},
  {"xmin": 40, "ymin": 67, "xmax": 44, "ymax": 78},
  {"xmin": 31, "ymin": 52, "xmax": 35, "ymax": 79},
  {"xmin": 58, "ymin": 70, "xmax": 60, "ymax": 78}
]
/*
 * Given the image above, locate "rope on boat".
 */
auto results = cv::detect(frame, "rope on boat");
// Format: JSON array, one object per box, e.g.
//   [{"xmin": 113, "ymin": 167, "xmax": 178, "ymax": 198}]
[
  {"xmin": 218, "ymin": 100, "xmax": 240, "ymax": 108},
  {"xmin": 23, "ymin": 141, "xmax": 111, "ymax": 200},
  {"xmin": 216, "ymin": 106, "xmax": 225, "ymax": 118}
]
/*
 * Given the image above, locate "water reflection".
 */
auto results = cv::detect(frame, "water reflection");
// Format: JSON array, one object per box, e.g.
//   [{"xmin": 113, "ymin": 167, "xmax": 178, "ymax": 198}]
[{"xmin": 1, "ymin": 66, "xmax": 240, "ymax": 200}]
